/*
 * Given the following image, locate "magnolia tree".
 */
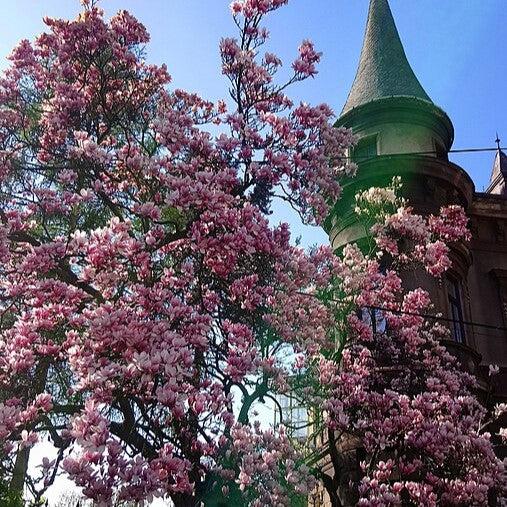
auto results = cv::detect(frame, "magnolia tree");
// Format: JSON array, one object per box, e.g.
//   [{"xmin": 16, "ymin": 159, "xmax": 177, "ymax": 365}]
[
  {"xmin": 0, "ymin": 0, "xmax": 354, "ymax": 505},
  {"xmin": 0, "ymin": 1, "xmax": 504, "ymax": 506}
]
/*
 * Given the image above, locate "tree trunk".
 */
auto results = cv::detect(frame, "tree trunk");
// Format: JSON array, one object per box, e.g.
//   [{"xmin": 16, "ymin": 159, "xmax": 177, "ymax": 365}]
[
  {"xmin": 9, "ymin": 359, "xmax": 50, "ymax": 497},
  {"xmin": 9, "ymin": 446, "xmax": 30, "ymax": 496}
]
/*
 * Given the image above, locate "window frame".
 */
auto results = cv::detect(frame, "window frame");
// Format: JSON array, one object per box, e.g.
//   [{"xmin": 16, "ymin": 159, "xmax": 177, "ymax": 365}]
[
  {"xmin": 274, "ymin": 392, "xmax": 309, "ymax": 441},
  {"xmin": 446, "ymin": 276, "xmax": 466, "ymax": 343},
  {"xmin": 433, "ymin": 138, "xmax": 448, "ymax": 161},
  {"xmin": 352, "ymin": 134, "xmax": 378, "ymax": 163}
]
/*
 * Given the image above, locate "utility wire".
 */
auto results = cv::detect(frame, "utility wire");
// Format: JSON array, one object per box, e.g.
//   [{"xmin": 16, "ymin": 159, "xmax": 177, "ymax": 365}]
[
  {"xmin": 448, "ymin": 147, "xmax": 505, "ymax": 154},
  {"xmin": 360, "ymin": 304, "xmax": 507, "ymax": 334},
  {"xmin": 297, "ymin": 292, "xmax": 507, "ymax": 333},
  {"xmin": 344, "ymin": 145, "xmax": 505, "ymax": 162}
]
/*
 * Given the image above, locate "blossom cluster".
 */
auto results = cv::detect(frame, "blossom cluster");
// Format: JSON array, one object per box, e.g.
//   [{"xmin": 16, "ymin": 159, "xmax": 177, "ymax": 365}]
[
  {"xmin": 357, "ymin": 178, "xmax": 471, "ymax": 276},
  {"xmin": 0, "ymin": 0, "xmax": 504, "ymax": 505},
  {"xmin": 225, "ymin": 423, "xmax": 316, "ymax": 506}
]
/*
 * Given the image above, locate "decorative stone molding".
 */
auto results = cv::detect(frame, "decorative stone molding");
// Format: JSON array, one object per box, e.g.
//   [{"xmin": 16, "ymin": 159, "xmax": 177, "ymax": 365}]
[
  {"xmin": 337, "ymin": 96, "xmax": 454, "ymax": 151},
  {"xmin": 495, "ymin": 220, "xmax": 506, "ymax": 243},
  {"xmin": 490, "ymin": 269, "xmax": 507, "ymax": 328}
]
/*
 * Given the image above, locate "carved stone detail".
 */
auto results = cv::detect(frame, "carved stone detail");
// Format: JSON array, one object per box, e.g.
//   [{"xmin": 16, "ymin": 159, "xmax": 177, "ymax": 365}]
[
  {"xmin": 491, "ymin": 270, "xmax": 507, "ymax": 327},
  {"xmin": 494, "ymin": 220, "xmax": 505, "ymax": 243}
]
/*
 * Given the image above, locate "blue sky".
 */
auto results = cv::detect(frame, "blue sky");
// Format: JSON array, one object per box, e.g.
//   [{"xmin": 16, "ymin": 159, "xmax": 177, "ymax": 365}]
[{"xmin": 0, "ymin": 0, "xmax": 505, "ymax": 246}]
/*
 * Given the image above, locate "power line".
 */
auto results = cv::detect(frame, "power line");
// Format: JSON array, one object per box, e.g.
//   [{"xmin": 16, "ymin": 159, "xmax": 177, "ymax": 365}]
[
  {"xmin": 449, "ymin": 147, "xmax": 504, "ymax": 154},
  {"xmin": 345, "ymin": 145, "xmax": 505, "ymax": 162},
  {"xmin": 361, "ymin": 304, "xmax": 507, "ymax": 334},
  {"xmin": 297, "ymin": 292, "xmax": 507, "ymax": 334}
]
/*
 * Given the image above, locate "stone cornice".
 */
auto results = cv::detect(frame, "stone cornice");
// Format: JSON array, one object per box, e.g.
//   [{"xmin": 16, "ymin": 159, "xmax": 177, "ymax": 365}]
[
  {"xmin": 471, "ymin": 193, "xmax": 507, "ymax": 219},
  {"xmin": 336, "ymin": 96, "xmax": 454, "ymax": 150}
]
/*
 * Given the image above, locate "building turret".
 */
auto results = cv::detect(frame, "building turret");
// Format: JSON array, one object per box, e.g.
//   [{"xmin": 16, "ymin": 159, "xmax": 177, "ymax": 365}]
[
  {"xmin": 315, "ymin": 4, "xmax": 507, "ymax": 504},
  {"xmin": 326, "ymin": 0, "xmax": 473, "ymax": 250},
  {"xmin": 338, "ymin": 0, "xmax": 453, "ymax": 158}
]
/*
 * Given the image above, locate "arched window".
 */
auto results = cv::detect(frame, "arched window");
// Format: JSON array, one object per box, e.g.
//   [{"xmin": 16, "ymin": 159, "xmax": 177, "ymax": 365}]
[
  {"xmin": 353, "ymin": 134, "xmax": 378, "ymax": 163},
  {"xmin": 446, "ymin": 276, "xmax": 465, "ymax": 343}
]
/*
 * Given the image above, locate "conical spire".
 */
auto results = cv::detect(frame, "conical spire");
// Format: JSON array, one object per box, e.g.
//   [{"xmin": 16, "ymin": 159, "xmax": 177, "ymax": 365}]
[
  {"xmin": 491, "ymin": 149, "xmax": 507, "ymax": 178},
  {"xmin": 488, "ymin": 136, "xmax": 507, "ymax": 195},
  {"xmin": 342, "ymin": 0, "xmax": 432, "ymax": 115}
]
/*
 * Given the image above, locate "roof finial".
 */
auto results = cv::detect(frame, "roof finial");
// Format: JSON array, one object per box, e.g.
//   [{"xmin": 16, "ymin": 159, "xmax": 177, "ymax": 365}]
[{"xmin": 495, "ymin": 132, "xmax": 501, "ymax": 151}]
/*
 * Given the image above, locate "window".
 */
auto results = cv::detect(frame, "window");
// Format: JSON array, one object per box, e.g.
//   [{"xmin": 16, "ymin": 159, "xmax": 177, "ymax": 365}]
[
  {"xmin": 353, "ymin": 134, "xmax": 378, "ymax": 163},
  {"xmin": 434, "ymin": 139, "xmax": 448, "ymax": 161},
  {"xmin": 447, "ymin": 277, "xmax": 465, "ymax": 343},
  {"xmin": 275, "ymin": 393, "xmax": 308, "ymax": 440}
]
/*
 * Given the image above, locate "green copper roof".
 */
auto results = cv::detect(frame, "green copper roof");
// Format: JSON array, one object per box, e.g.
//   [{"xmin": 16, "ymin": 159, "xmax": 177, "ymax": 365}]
[{"xmin": 342, "ymin": 0, "xmax": 432, "ymax": 115}]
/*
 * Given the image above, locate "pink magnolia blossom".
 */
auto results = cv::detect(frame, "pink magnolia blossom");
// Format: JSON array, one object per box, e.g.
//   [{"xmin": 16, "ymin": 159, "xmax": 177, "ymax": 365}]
[{"xmin": 301, "ymin": 179, "xmax": 506, "ymax": 504}]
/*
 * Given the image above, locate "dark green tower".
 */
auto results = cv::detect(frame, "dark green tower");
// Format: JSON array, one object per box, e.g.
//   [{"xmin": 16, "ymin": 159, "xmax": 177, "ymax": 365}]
[{"xmin": 327, "ymin": 0, "xmax": 472, "ymax": 250}]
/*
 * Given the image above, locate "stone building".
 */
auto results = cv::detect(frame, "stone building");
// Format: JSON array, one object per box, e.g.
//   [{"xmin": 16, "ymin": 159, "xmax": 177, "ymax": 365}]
[
  {"xmin": 315, "ymin": 0, "xmax": 507, "ymax": 503},
  {"xmin": 327, "ymin": 0, "xmax": 507, "ymax": 397}
]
